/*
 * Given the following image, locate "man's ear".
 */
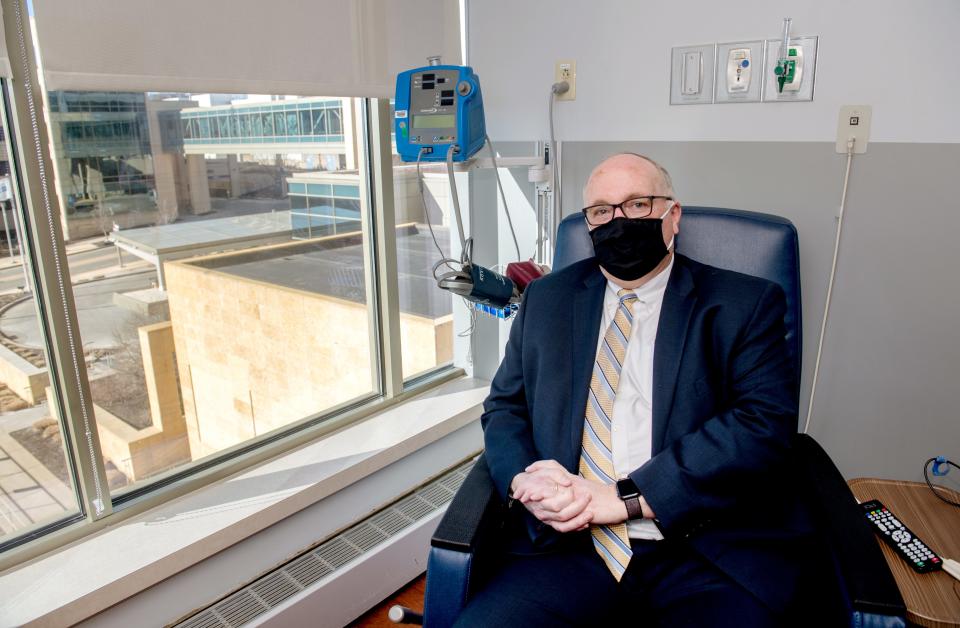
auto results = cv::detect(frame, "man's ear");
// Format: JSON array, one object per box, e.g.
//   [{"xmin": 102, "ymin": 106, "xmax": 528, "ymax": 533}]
[{"xmin": 670, "ymin": 202, "xmax": 682, "ymax": 235}]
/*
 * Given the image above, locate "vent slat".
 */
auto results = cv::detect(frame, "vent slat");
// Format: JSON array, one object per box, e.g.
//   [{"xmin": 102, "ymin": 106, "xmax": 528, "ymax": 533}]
[
  {"xmin": 395, "ymin": 495, "xmax": 433, "ymax": 521},
  {"xmin": 344, "ymin": 523, "xmax": 387, "ymax": 552},
  {"xmin": 174, "ymin": 460, "xmax": 475, "ymax": 627},
  {"xmin": 251, "ymin": 572, "xmax": 300, "ymax": 608},
  {"xmin": 178, "ymin": 611, "xmax": 224, "ymax": 628},
  {"xmin": 285, "ymin": 554, "xmax": 331, "ymax": 588},
  {"xmin": 440, "ymin": 473, "xmax": 466, "ymax": 492},
  {"xmin": 418, "ymin": 483, "xmax": 453, "ymax": 507},
  {"xmin": 315, "ymin": 536, "xmax": 360, "ymax": 569},
  {"xmin": 214, "ymin": 591, "xmax": 268, "ymax": 626},
  {"xmin": 369, "ymin": 508, "xmax": 412, "ymax": 536}
]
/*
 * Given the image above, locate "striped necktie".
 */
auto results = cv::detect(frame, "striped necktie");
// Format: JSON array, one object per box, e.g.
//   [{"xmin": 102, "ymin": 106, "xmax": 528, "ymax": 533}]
[{"xmin": 578, "ymin": 288, "xmax": 638, "ymax": 581}]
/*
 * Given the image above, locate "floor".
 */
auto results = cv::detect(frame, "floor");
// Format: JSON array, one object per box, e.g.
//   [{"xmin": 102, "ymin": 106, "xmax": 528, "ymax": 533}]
[{"xmin": 349, "ymin": 574, "xmax": 426, "ymax": 627}]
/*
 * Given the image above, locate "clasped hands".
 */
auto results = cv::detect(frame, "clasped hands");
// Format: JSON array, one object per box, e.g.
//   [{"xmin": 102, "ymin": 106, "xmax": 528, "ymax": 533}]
[{"xmin": 510, "ymin": 460, "xmax": 631, "ymax": 533}]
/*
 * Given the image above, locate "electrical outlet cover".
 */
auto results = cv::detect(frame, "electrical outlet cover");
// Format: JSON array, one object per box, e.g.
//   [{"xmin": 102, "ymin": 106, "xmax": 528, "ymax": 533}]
[
  {"xmin": 836, "ymin": 105, "xmax": 872, "ymax": 153},
  {"xmin": 670, "ymin": 44, "xmax": 716, "ymax": 105},
  {"xmin": 762, "ymin": 35, "xmax": 818, "ymax": 102},
  {"xmin": 555, "ymin": 60, "xmax": 576, "ymax": 101},
  {"xmin": 714, "ymin": 40, "xmax": 764, "ymax": 104}
]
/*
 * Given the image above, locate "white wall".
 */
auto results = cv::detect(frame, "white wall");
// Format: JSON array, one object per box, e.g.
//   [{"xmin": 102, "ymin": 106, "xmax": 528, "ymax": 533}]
[{"xmin": 470, "ymin": 0, "xmax": 960, "ymax": 143}]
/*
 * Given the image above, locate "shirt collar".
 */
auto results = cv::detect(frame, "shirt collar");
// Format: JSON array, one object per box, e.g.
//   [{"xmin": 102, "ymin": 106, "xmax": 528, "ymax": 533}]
[{"xmin": 605, "ymin": 254, "xmax": 675, "ymax": 309}]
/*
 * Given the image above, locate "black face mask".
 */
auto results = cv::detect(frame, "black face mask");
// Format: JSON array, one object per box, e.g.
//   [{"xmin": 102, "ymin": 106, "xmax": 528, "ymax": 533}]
[{"xmin": 589, "ymin": 217, "xmax": 672, "ymax": 281}]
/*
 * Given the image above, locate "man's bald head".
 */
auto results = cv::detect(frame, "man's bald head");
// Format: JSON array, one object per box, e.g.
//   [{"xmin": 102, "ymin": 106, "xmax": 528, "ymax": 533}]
[
  {"xmin": 581, "ymin": 151, "xmax": 681, "ymax": 289},
  {"xmin": 583, "ymin": 152, "xmax": 675, "ymax": 203}
]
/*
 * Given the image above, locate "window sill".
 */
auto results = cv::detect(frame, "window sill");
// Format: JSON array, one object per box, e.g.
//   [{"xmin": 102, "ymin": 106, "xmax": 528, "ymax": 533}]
[{"xmin": 0, "ymin": 377, "xmax": 490, "ymax": 627}]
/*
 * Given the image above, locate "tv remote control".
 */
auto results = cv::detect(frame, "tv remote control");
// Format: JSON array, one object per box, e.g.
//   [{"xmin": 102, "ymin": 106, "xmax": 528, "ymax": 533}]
[{"xmin": 861, "ymin": 499, "xmax": 943, "ymax": 573}]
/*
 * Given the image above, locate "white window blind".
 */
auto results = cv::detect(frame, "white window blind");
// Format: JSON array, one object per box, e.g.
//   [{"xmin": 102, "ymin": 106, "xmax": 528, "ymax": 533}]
[
  {"xmin": 0, "ymin": 6, "xmax": 12, "ymax": 77},
  {"xmin": 32, "ymin": 0, "xmax": 460, "ymax": 96}
]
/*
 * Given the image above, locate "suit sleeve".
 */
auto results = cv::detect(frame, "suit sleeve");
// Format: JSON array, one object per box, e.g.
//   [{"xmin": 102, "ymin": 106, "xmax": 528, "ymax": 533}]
[
  {"xmin": 480, "ymin": 281, "xmax": 540, "ymax": 502},
  {"xmin": 630, "ymin": 282, "xmax": 797, "ymax": 536}
]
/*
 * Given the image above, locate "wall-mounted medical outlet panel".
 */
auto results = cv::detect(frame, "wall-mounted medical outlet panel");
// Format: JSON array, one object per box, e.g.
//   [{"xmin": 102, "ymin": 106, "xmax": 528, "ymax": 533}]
[
  {"xmin": 836, "ymin": 105, "xmax": 872, "ymax": 154},
  {"xmin": 714, "ymin": 40, "xmax": 764, "ymax": 103},
  {"xmin": 762, "ymin": 35, "xmax": 818, "ymax": 102},
  {"xmin": 670, "ymin": 44, "xmax": 716, "ymax": 105}
]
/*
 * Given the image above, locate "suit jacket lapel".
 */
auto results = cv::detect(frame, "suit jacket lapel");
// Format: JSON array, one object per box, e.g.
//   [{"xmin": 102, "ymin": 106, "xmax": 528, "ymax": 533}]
[
  {"xmin": 568, "ymin": 266, "xmax": 606, "ymax": 468},
  {"xmin": 652, "ymin": 255, "xmax": 697, "ymax": 454}
]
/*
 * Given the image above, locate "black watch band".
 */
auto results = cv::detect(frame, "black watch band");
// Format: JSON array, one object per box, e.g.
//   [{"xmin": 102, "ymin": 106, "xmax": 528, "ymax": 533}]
[
  {"xmin": 623, "ymin": 495, "xmax": 643, "ymax": 520},
  {"xmin": 616, "ymin": 478, "xmax": 644, "ymax": 521}
]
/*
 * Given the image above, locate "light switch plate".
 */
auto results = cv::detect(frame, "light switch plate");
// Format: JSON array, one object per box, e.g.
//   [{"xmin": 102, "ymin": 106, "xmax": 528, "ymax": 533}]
[
  {"xmin": 670, "ymin": 44, "xmax": 716, "ymax": 105},
  {"xmin": 762, "ymin": 35, "xmax": 818, "ymax": 102},
  {"xmin": 715, "ymin": 40, "xmax": 764, "ymax": 103},
  {"xmin": 836, "ymin": 105, "xmax": 872, "ymax": 153}
]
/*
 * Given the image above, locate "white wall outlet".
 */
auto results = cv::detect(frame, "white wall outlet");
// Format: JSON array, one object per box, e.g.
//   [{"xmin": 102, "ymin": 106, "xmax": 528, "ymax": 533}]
[
  {"xmin": 836, "ymin": 105, "xmax": 872, "ymax": 153},
  {"xmin": 670, "ymin": 44, "xmax": 716, "ymax": 105},
  {"xmin": 555, "ymin": 60, "xmax": 576, "ymax": 101}
]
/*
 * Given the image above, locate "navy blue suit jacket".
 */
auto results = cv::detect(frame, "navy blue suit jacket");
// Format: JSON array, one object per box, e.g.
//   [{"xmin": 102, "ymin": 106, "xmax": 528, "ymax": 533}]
[{"xmin": 481, "ymin": 254, "xmax": 814, "ymax": 611}]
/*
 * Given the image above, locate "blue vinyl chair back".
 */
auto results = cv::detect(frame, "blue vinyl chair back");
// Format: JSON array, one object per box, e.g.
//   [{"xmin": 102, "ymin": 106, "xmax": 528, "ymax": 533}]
[{"xmin": 554, "ymin": 207, "xmax": 802, "ymax": 393}]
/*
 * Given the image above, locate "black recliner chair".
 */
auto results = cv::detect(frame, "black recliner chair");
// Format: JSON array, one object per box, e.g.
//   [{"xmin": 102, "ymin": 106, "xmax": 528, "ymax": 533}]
[{"xmin": 420, "ymin": 208, "xmax": 906, "ymax": 627}]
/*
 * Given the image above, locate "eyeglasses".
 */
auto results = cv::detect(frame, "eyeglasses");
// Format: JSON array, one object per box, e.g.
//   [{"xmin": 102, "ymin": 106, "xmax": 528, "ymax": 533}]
[{"xmin": 581, "ymin": 196, "xmax": 674, "ymax": 226}]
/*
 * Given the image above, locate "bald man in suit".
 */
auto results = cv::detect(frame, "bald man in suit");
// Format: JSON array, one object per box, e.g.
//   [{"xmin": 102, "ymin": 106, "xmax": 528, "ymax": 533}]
[{"xmin": 457, "ymin": 154, "xmax": 829, "ymax": 627}]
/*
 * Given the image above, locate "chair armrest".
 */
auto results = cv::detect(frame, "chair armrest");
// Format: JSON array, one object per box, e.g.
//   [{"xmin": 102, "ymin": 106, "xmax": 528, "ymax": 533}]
[
  {"xmin": 791, "ymin": 434, "xmax": 906, "ymax": 622},
  {"xmin": 424, "ymin": 455, "xmax": 506, "ymax": 628},
  {"xmin": 431, "ymin": 454, "xmax": 503, "ymax": 553}
]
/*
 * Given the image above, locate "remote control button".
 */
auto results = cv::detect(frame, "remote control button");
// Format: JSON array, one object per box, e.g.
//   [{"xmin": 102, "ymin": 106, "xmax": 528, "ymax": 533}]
[{"xmin": 877, "ymin": 523, "xmax": 887, "ymax": 532}]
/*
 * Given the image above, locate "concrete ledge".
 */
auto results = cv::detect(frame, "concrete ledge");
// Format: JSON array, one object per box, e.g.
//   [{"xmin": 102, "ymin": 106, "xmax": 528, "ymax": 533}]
[
  {"xmin": 94, "ymin": 404, "xmax": 190, "ymax": 483},
  {"xmin": 0, "ymin": 343, "xmax": 48, "ymax": 405},
  {"xmin": 112, "ymin": 289, "xmax": 170, "ymax": 318}
]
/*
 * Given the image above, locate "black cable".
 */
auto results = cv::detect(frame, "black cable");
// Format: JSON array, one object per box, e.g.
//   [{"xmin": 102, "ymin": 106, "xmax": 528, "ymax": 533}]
[{"xmin": 923, "ymin": 457, "xmax": 960, "ymax": 508}]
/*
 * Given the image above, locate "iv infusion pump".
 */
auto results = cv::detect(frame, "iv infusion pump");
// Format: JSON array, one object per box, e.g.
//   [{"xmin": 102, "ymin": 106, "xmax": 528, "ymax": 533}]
[
  {"xmin": 393, "ymin": 61, "xmax": 541, "ymax": 317},
  {"xmin": 394, "ymin": 64, "xmax": 486, "ymax": 162}
]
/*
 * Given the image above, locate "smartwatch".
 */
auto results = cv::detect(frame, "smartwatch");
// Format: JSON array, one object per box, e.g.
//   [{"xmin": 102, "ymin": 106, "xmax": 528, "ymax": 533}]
[{"xmin": 616, "ymin": 477, "xmax": 644, "ymax": 520}]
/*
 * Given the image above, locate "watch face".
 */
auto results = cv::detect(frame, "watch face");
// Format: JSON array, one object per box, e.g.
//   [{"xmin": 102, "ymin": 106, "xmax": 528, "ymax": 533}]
[{"xmin": 616, "ymin": 478, "xmax": 639, "ymax": 500}]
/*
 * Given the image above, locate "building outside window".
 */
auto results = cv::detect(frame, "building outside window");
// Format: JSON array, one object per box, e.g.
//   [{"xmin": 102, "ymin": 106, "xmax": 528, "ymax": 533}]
[{"xmin": 0, "ymin": 90, "xmax": 455, "ymax": 550}]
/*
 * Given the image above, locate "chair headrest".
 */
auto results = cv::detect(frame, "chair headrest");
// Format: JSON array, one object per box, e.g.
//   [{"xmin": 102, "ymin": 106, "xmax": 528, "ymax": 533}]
[{"xmin": 553, "ymin": 207, "xmax": 802, "ymax": 391}]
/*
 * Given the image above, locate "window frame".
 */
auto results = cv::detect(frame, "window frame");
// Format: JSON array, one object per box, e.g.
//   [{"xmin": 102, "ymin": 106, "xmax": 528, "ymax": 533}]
[{"xmin": 0, "ymin": 53, "xmax": 460, "ymax": 570}]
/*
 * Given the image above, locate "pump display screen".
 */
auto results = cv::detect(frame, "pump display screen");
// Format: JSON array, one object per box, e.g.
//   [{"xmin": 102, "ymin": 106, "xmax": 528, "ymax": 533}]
[{"xmin": 413, "ymin": 114, "xmax": 456, "ymax": 129}]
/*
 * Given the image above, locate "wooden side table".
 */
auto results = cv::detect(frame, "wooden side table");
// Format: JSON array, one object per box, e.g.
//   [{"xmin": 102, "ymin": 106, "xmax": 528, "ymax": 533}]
[{"xmin": 848, "ymin": 478, "xmax": 960, "ymax": 627}]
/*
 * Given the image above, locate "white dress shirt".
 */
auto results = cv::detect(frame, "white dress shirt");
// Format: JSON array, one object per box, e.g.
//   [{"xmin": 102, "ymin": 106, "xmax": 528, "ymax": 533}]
[{"xmin": 594, "ymin": 256, "xmax": 674, "ymax": 540}]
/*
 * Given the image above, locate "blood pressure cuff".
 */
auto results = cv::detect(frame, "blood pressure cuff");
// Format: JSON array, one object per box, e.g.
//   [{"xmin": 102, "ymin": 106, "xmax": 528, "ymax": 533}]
[{"xmin": 469, "ymin": 264, "xmax": 514, "ymax": 307}]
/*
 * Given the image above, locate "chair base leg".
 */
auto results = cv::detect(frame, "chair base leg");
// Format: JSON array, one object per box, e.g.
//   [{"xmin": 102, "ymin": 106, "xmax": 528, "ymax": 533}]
[{"xmin": 388, "ymin": 605, "xmax": 424, "ymax": 625}]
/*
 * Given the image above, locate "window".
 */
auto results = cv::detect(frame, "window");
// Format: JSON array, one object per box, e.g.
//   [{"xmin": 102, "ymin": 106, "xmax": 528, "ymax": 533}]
[
  {"xmin": 36, "ymin": 93, "xmax": 383, "ymax": 499},
  {"xmin": 328, "ymin": 109, "xmax": 343, "ymax": 136},
  {"xmin": 0, "ymin": 81, "xmax": 83, "ymax": 549},
  {"xmin": 390, "ymin": 152, "xmax": 457, "ymax": 380},
  {"xmin": 2, "ymin": 0, "xmax": 464, "ymax": 564}
]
